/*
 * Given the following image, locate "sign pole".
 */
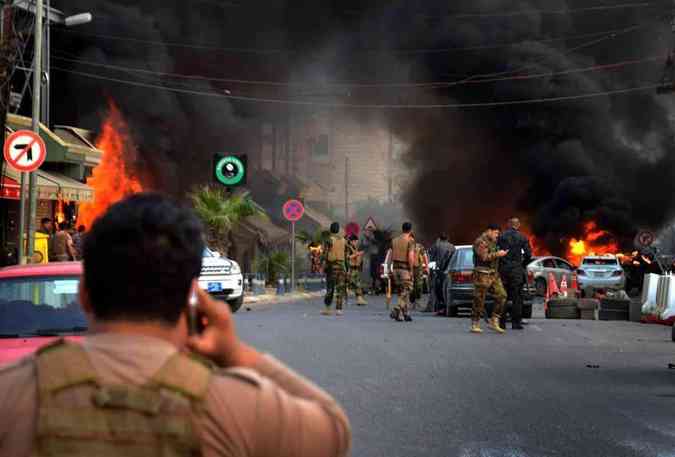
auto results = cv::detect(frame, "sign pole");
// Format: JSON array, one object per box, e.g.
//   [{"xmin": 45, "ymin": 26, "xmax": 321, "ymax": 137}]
[
  {"xmin": 291, "ymin": 220, "xmax": 295, "ymax": 292},
  {"xmin": 17, "ymin": 172, "xmax": 27, "ymax": 263},
  {"xmin": 26, "ymin": 0, "xmax": 43, "ymax": 262}
]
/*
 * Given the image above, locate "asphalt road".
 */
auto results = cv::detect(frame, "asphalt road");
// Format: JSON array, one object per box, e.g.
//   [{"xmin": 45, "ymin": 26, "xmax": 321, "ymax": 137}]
[{"xmin": 236, "ymin": 294, "xmax": 675, "ymax": 457}]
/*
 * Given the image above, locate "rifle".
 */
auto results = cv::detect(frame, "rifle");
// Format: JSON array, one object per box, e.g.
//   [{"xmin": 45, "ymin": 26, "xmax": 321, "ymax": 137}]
[{"xmin": 386, "ymin": 274, "xmax": 392, "ymax": 310}]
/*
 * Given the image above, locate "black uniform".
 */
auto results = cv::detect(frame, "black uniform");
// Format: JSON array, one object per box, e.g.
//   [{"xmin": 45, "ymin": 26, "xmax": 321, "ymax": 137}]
[
  {"xmin": 497, "ymin": 228, "xmax": 532, "ymax": 327},
  {"xmin": 427, "ymin": 239, "xmax": 455, "ymax": 312}
]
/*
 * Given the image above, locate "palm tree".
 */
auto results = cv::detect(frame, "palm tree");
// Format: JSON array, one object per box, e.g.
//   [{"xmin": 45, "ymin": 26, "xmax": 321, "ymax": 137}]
[{"xmin": 190, "ymin": 186, "xmax": 266, "ymax": 256}]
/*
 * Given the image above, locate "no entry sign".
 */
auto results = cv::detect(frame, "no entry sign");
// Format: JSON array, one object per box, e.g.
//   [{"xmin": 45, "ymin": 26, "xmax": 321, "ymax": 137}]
[
  {"xmin": 3, "ymin": 130, "xmax": 47, "ymax": 172},
  {"xmin": 636, "ymin": 230, "xmax": 655, "ymax": 248},
  {"xmin": 283, "ymin": 199, "xmax": 305, "ymax": 222}
]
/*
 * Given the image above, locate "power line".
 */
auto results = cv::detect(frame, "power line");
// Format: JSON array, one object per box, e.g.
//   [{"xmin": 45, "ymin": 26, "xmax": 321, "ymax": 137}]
[
  {"xmin": 54, "ymin": 15, "xmax": 667, "ymax": 55},
  {"xmin": 50, "ymin": 53, "xmax": 663, "ymax": 88},
  {"xmin": 51, "ymin": 66, "xmax": 662, "ymax": 109}
]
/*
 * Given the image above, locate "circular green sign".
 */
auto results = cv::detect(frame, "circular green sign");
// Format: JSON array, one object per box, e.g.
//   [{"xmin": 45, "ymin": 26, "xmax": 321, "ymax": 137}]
[{"xmin": 215, "ymin": 156, "xmax": 245, "ymax": 186}]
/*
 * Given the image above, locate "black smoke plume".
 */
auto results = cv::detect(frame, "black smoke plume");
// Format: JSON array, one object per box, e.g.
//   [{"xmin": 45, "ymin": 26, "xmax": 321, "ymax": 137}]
[{"xmin": 52, "ymin": 1, "xmax": 675, "ymax": 255}]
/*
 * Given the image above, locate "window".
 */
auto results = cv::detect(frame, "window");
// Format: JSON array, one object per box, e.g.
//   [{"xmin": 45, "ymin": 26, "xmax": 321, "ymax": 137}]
[
  {"xmin": 542, "ymin": 259, "xmax": 556, "ymax": 269},
  {"xmin": 0, "ymin": 275, "xmax": 87, "ymax": 336},
  {"xmin": 582, "ymin": 258, "xmax": 618, "ymax": 266},
  {"xmin": 456, "ymin": 248, "xmax": 474, "ymax": 269},
  {"xmin": 555, "ymin": 259, "xmax": 574, "ymax": 271}
]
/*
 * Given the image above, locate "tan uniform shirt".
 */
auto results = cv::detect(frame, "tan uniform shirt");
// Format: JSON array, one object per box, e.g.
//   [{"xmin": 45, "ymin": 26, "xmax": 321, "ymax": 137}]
[{"xmin": 0, "ymin": 333, "xmax": 351, "ymax": 457}]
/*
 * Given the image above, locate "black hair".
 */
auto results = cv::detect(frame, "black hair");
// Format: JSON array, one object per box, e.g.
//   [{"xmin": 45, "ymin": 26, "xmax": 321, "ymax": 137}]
[
  {"xmin": 402, "ymin": 222, "xmax": 412, "ymax": 233},
  {"xmin": 348, "ymin": 234, "xmax": 358, "ymax": 241},
  {"xmin": 330, "ymin": 222, "xmax": 340, "ymax": 234},
  {"xmin": 439, "ymin": 233, "xmax": 448, "ymax": 241},
  {"xmin": 82, "ymin": 193, "xmax": 205, "ymax": 325},
  {"xmin": 41, "ymin": 218, "xmax": 51, "ymax": 225},
  {"xmin": 487, "ymin": 223, "xmax": 500, "ymax": 231}
]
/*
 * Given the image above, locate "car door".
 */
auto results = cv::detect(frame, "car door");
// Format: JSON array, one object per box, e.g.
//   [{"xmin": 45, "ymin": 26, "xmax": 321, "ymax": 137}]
[{"xmin": 541, "ymin": 258, "xmax": 557, "ymax": 282}]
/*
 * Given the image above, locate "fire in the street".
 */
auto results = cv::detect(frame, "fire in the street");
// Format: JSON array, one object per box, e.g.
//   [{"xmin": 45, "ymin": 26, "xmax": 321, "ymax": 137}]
[
  {"xmin": 566, "ymin": 221, "xmax": 620, "ymax": 266},
  {"xmin": 77, "ymin": 101, "xmax": 143, "ymax": 229}
]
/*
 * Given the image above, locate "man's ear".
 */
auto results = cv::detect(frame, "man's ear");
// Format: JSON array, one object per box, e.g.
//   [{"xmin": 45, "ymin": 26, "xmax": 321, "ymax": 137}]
[{"xmin": 78, "ymin": 276, "xmax": 94, "ymax": 316}]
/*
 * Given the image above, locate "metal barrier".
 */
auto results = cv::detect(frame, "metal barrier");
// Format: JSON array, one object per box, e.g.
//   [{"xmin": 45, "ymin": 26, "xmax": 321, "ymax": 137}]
[{"xmin": 642, "ymin": 273, "xmax": 675, "ymax": 321}]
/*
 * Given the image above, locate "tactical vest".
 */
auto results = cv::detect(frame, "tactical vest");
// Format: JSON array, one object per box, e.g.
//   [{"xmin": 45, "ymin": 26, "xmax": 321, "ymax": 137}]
[
  {"xmin": 391, "ymin": 235, "xmax": 410, "ymax": 264},
  {"xmin": 473, "ymin": 234, "xmax": 498, "ymax": 272},
  {"xmin": 31, "ymin": 339, "xmax": 212, "ymax": 457},
  {"xmin": 326, "ymin": 236, "xmax": 346, "ymax": 262}
]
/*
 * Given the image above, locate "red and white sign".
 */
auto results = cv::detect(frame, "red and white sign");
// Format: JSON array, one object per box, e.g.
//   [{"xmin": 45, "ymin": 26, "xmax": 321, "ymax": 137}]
[
  {"xmin": 3, "ymin": 130, "xmax": 47, "ymax": 173},
  {"xmin": 283, "ymin": 199, "xmax": 305, "ymax": 222},
  {"xmin": 364, "ymin": 217, "xmax": 377, "ymax": 231}
]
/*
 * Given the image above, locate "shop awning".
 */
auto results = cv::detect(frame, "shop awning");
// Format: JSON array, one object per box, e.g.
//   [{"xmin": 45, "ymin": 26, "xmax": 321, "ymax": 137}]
[
  {"xmin": 2, "ymin": 167, "xmax": 93, "ymax": 202},
  {"xmin": 0, "ymin": 174, "xmax": 20, "ymax": 200}
]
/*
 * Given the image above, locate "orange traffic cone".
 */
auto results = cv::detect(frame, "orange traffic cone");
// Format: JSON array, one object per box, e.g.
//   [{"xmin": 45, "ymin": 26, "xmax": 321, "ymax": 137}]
[
  {"xmin": 570, "ymin": 273, "xmax": 579, "ymax": 297},
  {"xmin": 560, "ymin": 274, "xmax": 568, "ymax": 298},
  {"xmin": 546, "ymin": 272, "xmax": 560, "ymax": 301}
]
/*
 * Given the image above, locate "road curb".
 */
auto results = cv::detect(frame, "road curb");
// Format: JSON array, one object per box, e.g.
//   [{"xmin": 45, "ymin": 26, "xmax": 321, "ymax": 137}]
[{"xmin": 243, "ymin": 290, "xmax": 324, "ymax": 306}]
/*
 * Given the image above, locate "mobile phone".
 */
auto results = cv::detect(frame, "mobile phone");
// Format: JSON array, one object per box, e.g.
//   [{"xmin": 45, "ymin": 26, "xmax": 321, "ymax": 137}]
[{"xmin": 188, "ymin": 288, "xmax": 205, "ymax": 335}]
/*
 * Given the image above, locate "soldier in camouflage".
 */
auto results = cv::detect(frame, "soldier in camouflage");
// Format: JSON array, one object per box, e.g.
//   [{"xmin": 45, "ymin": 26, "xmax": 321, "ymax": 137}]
[
  {"xmin": 472, "ymin": 224, "xmax": 509, "ymax": 334},
  {"xmin": 389, "ymin": 222, "xmax": 416, "ymax": 322},
  {"xmin": 322, "ymin": 222, "xmax": 348, "ymax": 316},
  {"xmin": 410, "ymin": 233, "xmax": 429, "ymax": 310},
  {"xmin": 347, "ymin": 235, "xmax": 368, "ymax": 306}
]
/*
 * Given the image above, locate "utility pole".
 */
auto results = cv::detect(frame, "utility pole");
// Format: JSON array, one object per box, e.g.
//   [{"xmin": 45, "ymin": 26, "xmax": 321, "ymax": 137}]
[
  {"xmin": 387, "ymin": 128, "xmax": 393, "ymax": 202},
  {"xmin": 23, "ymin": 0, "xmax": 42, "ymax": 263}
]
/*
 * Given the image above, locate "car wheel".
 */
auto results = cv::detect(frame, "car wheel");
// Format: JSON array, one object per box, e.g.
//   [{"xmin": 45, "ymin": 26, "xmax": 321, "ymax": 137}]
[
  {"xmin": 448, "ymin": 305, "xmax": 459, "ymax": 317},
  {"xmin": 227, "ymin": 295, "xmax": 244, "ymax": 313},
  {"xmin": 522, "ymin": 305, "xmax": 533, "ymax": 319},
  {"xmin": 672, "ymin": 325, "xmax": 675, "ymax": 343},
  {"xmin": 535, "ymin": 278, "xmax": 547, "ymax": 297}
]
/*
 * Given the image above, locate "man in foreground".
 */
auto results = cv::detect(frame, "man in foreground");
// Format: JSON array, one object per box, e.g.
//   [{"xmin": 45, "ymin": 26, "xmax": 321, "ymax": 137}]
[
  {"xmin": 0, "ymin": 193, "xmax": 351, "ymax": 457},
  {"xmin": 472, "ymin": 224, "xmax": 508, "ymax": 334}
]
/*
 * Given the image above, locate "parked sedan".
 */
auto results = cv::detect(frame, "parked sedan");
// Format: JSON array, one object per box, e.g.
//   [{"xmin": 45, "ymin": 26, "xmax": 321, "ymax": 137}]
[
  {"xmin": 443, "ymin": 245, "xmax": 534, "ymax": 318},
  {"xmin": 526, "ymin": 256, "xmax": 576, "ymax": 296},
  {"xmin": 576, "ymin": 255, "xmax": 626, "ymax": 292}
]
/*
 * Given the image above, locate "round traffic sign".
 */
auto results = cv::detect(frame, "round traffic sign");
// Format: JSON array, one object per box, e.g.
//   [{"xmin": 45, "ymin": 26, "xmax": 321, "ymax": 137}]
[
  {"xmin": 215, "ymin": 156, "xmax": 245, "ymax": 186},
  {"xmin": 636, "ymin": 230, "xmax": 655, "ymax": 248},
  {"xmin": 283, "ymin": 199, "xmax": 305, "ymax": 222},
  {"xmin": 3, "ymin": 130, "xmax": 47, "ymax": 172}
]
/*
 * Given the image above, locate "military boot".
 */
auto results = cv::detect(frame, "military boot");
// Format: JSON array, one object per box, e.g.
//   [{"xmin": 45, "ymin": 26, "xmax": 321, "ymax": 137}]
[
  {"xmin": 321, "ymin": 307, "xmax": 333, "ymax": 316},
  {"xmin": 488, "ymin": 315, "xmax": 505, "ymax": 334},
  {"xmin": 470, "ymin": 320, "xmax": 483, "ymax": 334},
  {"xmin": 356, "ymin": 295, "xmax": 367, "ymax": 306}
]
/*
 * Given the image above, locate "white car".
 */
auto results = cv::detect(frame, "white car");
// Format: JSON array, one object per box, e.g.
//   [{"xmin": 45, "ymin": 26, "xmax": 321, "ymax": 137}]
[
  {"xmin": 576, "ymin": 254, "xmax": 626, "ymax": 293},
  {"xmin": 198, "ymin": 248, "xmax": 244, "ymax": 312}
]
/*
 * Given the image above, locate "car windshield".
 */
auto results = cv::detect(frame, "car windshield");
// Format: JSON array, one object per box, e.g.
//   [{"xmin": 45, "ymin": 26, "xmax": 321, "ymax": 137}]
[
  {"xmin": 0, "ymin": 275, "xmax": 87, "ymax": 336},
  {"xmin": 456, "ymin": 248, "xmax": 474, "ymax": 269},
  {"xmin": 582, "ymin": 258, "xmax": 618, "ymax": 266}
]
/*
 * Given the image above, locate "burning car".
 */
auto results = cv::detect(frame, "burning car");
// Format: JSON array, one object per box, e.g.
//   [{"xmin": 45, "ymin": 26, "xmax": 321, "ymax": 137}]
[{"xmin": 576, "ymin": 254, "xmax": 626, "ymax": 293}]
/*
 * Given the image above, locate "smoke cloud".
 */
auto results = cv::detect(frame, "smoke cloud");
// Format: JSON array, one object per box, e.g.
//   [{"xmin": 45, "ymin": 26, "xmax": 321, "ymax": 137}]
[{"xmin": 52, "ymin": 1, "xmax": 675, "ymax": 254}]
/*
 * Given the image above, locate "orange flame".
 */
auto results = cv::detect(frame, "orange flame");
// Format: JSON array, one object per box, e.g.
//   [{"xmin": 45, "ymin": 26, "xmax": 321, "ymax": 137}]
[
  {"xmin": 566, "ymin": 221, "xmax": 620, "ymax": 266},
  {"xmin": 77, "ymin": 101, "xmax": 143, "ymax": 229}
]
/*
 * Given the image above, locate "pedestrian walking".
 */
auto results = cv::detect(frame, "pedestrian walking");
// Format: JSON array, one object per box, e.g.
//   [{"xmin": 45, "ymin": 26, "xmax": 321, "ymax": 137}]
[
  {"xmin": 497, "ymin": 218, "xmax": 532, "ymax": 330},
  {"xmin": 427, "ymin": 233, "xmax": 455, "ymax": 313},
  {"xmin": 389, "ymin": 222, "xmax": 416, "ymax": 322},
  {"xmin": 410, "ymin": 234, "xmax": 429, "ymax": 310},
  {"xmin": 347, "ymin": 234, "xmax": 367, "ymax": 305},
  {"xmin": 322, "ymin": 222, "xmax": 348, "ymax": 316},
  {"xmin": 36, "ymin": 217, "xmax": 54, "ymax": 262},
  {"xmin": 0, "ymin": 193, "xmax": 351, "ymax": 457},
  {"xmin": 471, "ymin": 224, "xmax": 508, "ymax": 334}
]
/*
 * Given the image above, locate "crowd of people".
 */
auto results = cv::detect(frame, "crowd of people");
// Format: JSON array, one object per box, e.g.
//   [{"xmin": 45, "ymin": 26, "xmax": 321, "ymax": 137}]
[{"xmin": 33, "ymin": 217, "xmax": 86, "ymax": 263}]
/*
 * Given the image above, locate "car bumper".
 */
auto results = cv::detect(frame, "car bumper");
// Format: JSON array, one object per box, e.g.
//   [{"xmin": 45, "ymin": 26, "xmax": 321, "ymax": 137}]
[
  {"xmin": 577, "ymin": 276, "xmax": 625, "ymax": 290},
  {"xmin": 198, "ymin": 274, "xmax": 244, "ymax": 300}
]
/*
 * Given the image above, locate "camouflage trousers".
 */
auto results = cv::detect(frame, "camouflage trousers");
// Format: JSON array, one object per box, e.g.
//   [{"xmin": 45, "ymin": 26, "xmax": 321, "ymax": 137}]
[
  {"xmin": 411, "ymin": 267, "xmax": 424, "ymax": 308},
  {"xmin": 324, "ymin": 263, "xmax": 346, "ymax": 310},
  {"xmin": 347, "ymin": 268, "xmax": 364, "ymax": 298},
  {"xmin": 472, "ymin": 270, "xmax": 507, "ymax": 321},
  {"xmin": 393, "ymin": 268, "xmax": 413, "ymax": 316}
]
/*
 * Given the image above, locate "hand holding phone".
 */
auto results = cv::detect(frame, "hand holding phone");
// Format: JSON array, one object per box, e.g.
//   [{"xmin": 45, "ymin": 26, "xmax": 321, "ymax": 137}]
[{"xmin": 186, "ymin": 286, "xmax": 261, "ymax": 368}]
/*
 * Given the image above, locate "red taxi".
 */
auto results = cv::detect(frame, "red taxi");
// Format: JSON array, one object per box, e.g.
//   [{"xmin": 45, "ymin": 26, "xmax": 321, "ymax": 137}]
[{"xmin": 0, "ymin": 262, "xmax": 86, "ymax": 367}]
